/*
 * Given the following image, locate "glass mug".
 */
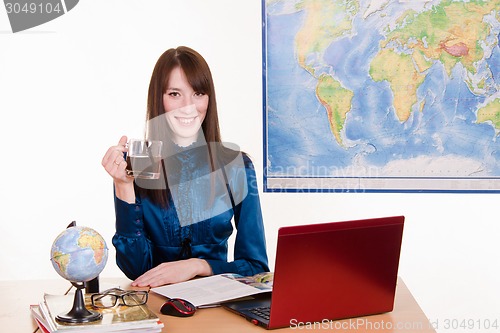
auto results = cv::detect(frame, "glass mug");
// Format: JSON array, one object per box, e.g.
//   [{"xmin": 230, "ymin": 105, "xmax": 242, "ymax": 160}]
[{"xmin": 125, "ymin": 139, "xmax": 163, "ymax": 180}]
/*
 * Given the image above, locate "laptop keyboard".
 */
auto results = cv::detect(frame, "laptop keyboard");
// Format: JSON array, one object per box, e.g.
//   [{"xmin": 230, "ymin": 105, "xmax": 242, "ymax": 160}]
[{"xmin": 249, "ymin": 306, "xmax": 271, "ymax": 320}]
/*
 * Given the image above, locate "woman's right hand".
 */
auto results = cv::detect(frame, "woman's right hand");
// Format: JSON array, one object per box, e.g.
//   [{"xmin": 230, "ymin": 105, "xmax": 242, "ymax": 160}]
[{"xmin": 102, "ymin": 135, "xmax": 135, "ymax": 202}]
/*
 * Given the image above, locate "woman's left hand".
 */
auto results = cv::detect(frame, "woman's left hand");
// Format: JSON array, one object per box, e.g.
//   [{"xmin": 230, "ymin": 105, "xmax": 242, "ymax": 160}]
[{"xmin": 131, "ymin": 258, "xmax": 212, "ymax": 287}]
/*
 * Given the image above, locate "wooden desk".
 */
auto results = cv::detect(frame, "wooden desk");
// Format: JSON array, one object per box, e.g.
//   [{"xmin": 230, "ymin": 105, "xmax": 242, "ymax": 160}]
[{"xmin": 2, "ymin": 277, "xmax": 435, "ymax": 333}]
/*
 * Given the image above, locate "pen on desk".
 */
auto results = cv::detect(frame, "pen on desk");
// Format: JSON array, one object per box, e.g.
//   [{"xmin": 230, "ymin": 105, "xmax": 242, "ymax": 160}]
[{"xmin": 197, "ymin": 304, "xmax": 221, "ymax": 309}]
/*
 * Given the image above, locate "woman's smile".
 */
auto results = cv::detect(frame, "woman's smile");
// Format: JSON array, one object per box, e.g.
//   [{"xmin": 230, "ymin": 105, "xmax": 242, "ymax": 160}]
[{"xmin": 176, "ymin": 116, "xmax": 198, "ymax": 126}]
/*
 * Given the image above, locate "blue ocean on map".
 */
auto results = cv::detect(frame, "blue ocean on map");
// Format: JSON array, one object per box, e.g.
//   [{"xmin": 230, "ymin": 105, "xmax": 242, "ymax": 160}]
[{"xmin": 265, "ymin": 1, "xmax": 500, "ymax": 187}]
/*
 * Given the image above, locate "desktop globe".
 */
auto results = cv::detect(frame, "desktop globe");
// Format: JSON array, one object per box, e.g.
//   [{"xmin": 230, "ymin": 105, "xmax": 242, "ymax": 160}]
[
  {"xmin": 50, "ymin": 226, "xmax": 108, "ymax": 282},
  {"xmin": 50, "ymin": 226, "xmax": 109, "ymax": 323}
]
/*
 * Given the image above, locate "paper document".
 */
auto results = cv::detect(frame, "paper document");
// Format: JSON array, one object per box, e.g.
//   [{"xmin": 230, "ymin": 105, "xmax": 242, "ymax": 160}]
[{"xmin": 151, "ymin": 273, "xmax": 273, "ymax": 307}]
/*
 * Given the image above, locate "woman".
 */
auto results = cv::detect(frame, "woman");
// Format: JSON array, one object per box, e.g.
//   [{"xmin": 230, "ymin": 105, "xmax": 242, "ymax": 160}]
[{"xmin": 102, "ymin": 46, "xmax": 269, "ymax": 287}]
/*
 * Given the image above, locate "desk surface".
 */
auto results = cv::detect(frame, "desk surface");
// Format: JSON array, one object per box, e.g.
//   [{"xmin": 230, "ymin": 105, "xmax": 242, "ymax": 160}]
[{"xmin": 1, "ymin": 277, "xmax": 436, "ymax": 333}]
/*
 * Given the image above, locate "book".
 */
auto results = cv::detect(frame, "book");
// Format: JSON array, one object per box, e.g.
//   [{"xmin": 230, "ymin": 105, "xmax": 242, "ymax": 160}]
[
  {"xmin": 151, "ymin": 272, "xmax": 273, "ymax": 307},
  {"xmin": 31, "ymin": 292, "xmax": 164, "ymax": 332},
  {"xmin": 30, "ymin": 305, "xmax": 51, "ymax": 333}
]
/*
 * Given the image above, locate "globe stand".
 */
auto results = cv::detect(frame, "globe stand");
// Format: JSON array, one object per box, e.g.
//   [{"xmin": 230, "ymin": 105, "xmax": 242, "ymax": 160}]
[{"xmin": 56, "ymin": 282, "xmax": 102, "ymax": 324}]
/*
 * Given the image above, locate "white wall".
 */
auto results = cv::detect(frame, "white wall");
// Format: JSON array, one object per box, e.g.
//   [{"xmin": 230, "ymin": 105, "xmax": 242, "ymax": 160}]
[{"xmin": 1, "ymin": 1, "xmax": 498, "ymax": 332}]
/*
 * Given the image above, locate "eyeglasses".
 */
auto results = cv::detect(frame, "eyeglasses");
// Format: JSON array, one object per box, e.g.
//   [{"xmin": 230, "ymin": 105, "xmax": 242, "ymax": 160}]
[{"xmin": 91, "ymin": 288, "xmax": 149, "ymax": 308}]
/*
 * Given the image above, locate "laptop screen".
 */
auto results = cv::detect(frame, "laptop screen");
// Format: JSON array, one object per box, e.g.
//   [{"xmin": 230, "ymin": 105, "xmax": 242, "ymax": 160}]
[{"xmin": 268, "ymin": 216, "xmax": 405, "ymax": 329}]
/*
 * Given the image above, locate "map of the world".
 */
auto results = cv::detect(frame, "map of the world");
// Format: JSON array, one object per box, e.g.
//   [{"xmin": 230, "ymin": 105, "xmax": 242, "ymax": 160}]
[{"xmin": 263, "ymin": 0, "xmax": 500, "ymax": 192}]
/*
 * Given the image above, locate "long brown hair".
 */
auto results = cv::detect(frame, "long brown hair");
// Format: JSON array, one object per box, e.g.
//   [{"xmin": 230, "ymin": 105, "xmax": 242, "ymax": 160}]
[{"xmin": 138, "ymin": 46, "xmax": 224, "ymax": 206}]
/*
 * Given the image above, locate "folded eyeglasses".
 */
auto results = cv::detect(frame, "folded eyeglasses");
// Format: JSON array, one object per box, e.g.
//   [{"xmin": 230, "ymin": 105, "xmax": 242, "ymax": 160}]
[{"xmin": 91, "ymin": 288, "xmax": 149, "ymax": 309}]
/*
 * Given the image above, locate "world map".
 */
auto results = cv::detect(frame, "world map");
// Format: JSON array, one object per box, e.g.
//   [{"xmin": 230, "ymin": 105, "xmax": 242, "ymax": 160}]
[{"xmin": 263, "ymin": 0, "xmax": 500, "ymax": 192}]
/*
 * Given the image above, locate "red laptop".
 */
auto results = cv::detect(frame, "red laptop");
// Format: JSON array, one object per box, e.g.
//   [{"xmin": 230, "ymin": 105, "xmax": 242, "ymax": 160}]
[{"xmin": 223, "ymin": 216, "xmax": 405, "ymax": 329}]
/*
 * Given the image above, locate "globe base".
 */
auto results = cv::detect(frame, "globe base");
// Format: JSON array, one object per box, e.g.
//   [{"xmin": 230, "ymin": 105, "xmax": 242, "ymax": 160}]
[
  {"xmin": 56, "ymin": 282, "xmax": 102, "ymax": 324},
  {"xmin": 56, "ymin": 311, "xmax": 102, "ymax": 324}
]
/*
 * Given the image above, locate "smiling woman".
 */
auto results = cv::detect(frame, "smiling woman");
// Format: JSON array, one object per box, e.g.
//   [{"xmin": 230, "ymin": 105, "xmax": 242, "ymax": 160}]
[{"xmin": 100, "ymin": 46, "xmax": 270, "ymax": 288}]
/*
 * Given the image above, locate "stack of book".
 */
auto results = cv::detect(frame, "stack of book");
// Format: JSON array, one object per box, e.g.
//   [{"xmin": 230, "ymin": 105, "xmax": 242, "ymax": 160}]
[{"xmin": 30, "ymin": 292, "xmax": 164, "ymax": 333}]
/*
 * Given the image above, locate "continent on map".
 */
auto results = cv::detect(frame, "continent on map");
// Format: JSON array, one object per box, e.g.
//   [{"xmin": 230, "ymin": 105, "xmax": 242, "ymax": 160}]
[
  {"xmin": 477, "ymin": 99, "xmax": 500, "ymax": 133},
  {"xmin": 370, "ymin": 49, "xmax": 426, "ymax": 122},
  {"xmin": 295, "ymin": 0, "xmax": 359, "ymax": 74},
  {"xmin": 316, "ymin": 74, "xmax": 354, "ymax": 146},
  {"xmin": 294, "ymin": 0, "xmax": 359, "ymax": 146},
  {"xmin": 370, "ymin": 0, "xmax": 500, "ymax": 126}
]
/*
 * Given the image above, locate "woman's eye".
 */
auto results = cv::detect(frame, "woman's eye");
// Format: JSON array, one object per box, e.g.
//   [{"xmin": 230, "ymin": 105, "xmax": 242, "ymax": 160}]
[
  {"xmin": 194, "ymin": 92, "xmax": 205, "ymax": 97},
  {"xmin": 168, "ymin": 92, "xmax": 180, "ymax": 97}
]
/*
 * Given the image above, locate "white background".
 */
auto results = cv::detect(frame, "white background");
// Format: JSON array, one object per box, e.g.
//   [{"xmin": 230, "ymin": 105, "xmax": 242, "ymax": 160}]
[{"xmin": 0, "ymin": 1, "xmax": 499, "ymax": 332}]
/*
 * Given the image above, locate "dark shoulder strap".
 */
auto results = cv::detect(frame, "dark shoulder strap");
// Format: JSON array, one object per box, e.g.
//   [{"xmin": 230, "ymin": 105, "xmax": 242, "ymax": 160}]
[{"xmin": 220, "ymin": 161, "xmax": 236, "ymax": 211}]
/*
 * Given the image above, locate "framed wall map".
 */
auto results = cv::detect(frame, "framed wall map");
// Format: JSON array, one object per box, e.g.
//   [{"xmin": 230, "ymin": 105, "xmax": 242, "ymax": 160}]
[{"xmin": 262, "ymin": 0, "xmax": 500, "ymax": 193}]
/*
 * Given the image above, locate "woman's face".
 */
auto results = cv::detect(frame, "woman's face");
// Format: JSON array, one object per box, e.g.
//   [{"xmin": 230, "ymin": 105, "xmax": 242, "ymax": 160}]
[{"xmin": 163, "ymin": 66, "xmax": 209, "ymax": 147}]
